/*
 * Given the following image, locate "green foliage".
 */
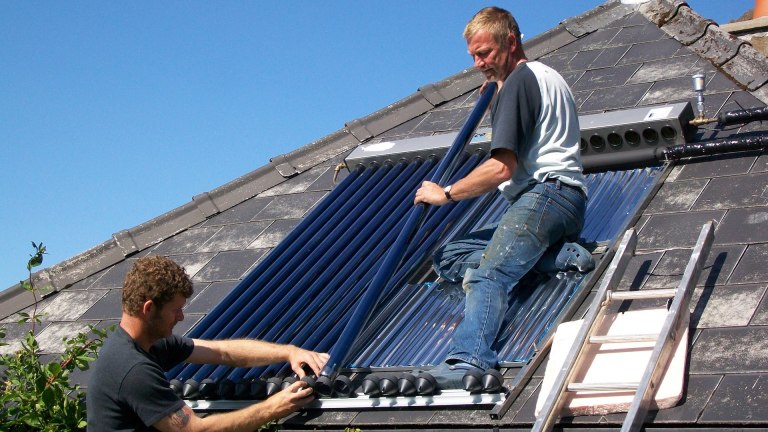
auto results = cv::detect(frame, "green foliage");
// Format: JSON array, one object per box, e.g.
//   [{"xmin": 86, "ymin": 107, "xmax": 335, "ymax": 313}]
[
  {"xmin": 0, "ymin": 242, "xmax": 112, "ymax": 431},
  {"xmin": 258, "ymin": 421, "xmax": 278, "ymax": 431}
]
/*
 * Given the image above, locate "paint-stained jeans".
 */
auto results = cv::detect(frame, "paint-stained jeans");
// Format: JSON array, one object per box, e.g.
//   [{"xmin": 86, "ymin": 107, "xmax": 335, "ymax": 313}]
[{"xmin": 433, "ymin": 180, "xmax": 587, "ymax": 370}]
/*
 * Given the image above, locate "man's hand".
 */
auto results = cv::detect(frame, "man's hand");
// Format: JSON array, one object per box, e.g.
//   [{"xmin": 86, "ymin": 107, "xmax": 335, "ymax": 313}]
[
  {"xmin": 263, "ymin": 380, "xmax": 315, "ymax": 418},
  {"xmin": 287, "ymin": 346, "xmax": 329, "ymax": 377},
  {"xmin": 154, "ymin": 380, "xmax": 315, "ymax": 432},
  {"xmin": 414, "ymin": 181, "xmax": 449, "ymax": 206},
  {"xmin": 480, "ymin": 78, "xmax": 503, "ymax": 94}
]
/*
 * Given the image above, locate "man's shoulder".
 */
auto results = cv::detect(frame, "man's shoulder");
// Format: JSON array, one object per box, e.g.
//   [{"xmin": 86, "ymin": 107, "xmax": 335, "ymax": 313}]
[
  {"xmin": 96, "ymin": 327, "xmax": 143, "ymax": 363},
  {"xmin": 525, "ymin": 61, "xmax": 570, "ymax": 89},
  {"xmin": 91, "ymin": 328, "xmax": 155, "ymax": 387}
]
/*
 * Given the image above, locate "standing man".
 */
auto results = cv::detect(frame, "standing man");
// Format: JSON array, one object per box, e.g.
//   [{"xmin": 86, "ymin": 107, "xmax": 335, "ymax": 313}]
[
  {"xmin": 414, "ymin": 6, "xmax": 592, "ymax": 389},
  {"xmin": 87, "ymin": 255, "xmax": 329, "ymax": 431}
]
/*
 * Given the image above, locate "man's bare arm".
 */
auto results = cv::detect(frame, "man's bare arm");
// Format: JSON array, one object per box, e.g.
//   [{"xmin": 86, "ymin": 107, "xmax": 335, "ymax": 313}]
[
  {"xmin": 414, "ymin": 148, "xmax": 517, "ymax": 206},
  {"xmin": 187, "ymin": 339, "xmax": 328, "ymax": 377},
  {"xmin": 153, "ymin": 381, "xmax": 314, "ymax": 432}
]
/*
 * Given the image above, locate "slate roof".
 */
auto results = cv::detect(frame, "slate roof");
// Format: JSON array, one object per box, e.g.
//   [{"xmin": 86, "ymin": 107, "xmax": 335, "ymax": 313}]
[{"xmin": 2, "ymin": 0, "xmax": 768, "ymax": 429}]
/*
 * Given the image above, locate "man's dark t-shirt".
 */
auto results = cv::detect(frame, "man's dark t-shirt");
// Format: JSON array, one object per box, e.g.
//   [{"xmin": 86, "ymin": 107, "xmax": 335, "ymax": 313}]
[{"xmin": 87, "ymin": 326, "xmax": 194, "ymax": 431}]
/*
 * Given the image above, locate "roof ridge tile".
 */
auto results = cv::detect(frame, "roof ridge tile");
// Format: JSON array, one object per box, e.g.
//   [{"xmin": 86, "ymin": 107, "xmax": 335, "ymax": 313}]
[
  {"xmin": 638, "ymin": 0, "xmax": 684, "ymax": 27},
  {"xmin": 721, "ymin": 43, "xmax": 768, "ymax": 91},
  {"xmin": 561, "ymin": 0, "xmax": 634, "ymax": 38},
  {"xmin": 661, "ymin": 4, "xmax": 716, "ymax": 45},
  {"xmin": 688, "ymin": 24, "xmax": 746, "ymax": 67}
]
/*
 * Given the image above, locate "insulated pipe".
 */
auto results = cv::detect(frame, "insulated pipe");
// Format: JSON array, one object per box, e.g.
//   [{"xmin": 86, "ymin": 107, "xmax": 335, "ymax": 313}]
[
  {"xmin": 663, "ymin": 133, "xmax": 768, "ymax": 159},
  {"xmin": 716, "ymin": 106, "xmax": 768, "ymax": 126},
  {"xmin": 690, "ymin": 106, "xmax": 768, "ymax": 126},
  {"xmin": 583, "ymin": 132, "xmax": 768, "ymax": 172}
]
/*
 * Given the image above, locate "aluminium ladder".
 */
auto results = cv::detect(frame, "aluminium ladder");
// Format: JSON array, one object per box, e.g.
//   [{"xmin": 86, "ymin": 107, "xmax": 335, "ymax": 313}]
[{"xmin": 532, "ymin": 221, "xmax": 715, "ymax": 432}]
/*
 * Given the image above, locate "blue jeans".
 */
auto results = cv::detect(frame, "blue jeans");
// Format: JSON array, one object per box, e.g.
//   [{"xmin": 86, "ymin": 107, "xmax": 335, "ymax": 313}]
[{"xmin": 433, "ymin": 180, "xmax": 587, "ymax": 370}]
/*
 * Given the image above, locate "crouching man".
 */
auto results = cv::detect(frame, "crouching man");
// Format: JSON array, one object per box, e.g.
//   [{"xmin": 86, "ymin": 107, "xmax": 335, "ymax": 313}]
[{"xmin": 87, "ymin": 255, "xmax": 329, "ymax": 431}]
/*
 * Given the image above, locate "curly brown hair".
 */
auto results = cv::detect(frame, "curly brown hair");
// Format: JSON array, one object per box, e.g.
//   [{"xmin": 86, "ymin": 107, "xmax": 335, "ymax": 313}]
[{"xmin": 122, "ymin": 256, "xmax": 193, "ymax": 316}]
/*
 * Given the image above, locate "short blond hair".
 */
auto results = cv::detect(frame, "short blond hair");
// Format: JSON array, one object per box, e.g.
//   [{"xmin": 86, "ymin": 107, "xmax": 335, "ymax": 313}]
[{"xmin": 463, "ymin": 7, "xmax": 521, "ymax": 49}]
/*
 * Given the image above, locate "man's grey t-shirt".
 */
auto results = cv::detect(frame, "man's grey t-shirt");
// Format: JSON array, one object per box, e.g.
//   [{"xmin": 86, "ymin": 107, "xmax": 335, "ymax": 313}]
[
  {"xmin": 490, "ymin": 61, "xmax": 586, "ymax": 201},
  {"xmin": 87, "ymin": 326, "xmax": 194, "ymax": 431}
]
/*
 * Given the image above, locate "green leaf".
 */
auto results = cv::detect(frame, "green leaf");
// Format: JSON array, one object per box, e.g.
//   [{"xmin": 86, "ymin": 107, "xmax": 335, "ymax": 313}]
[{"xmin": 47, "ymin": 361, "xmax": 62, "ymax": 377}]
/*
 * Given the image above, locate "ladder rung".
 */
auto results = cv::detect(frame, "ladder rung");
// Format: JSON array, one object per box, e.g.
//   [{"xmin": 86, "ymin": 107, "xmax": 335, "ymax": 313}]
[
  {"xmin": 608, "ymin": 288, "xmax": 676, "ymax": 301},
  {"xmin": 567, "ymin": 382, "xmax": 639, "ymax": 392},
  {"xmin": 589, "ymin": 333, "xmax": 659, "ymax": 344}
]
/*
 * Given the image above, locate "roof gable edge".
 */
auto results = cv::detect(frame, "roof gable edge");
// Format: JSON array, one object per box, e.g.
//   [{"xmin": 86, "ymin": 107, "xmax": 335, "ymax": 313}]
[
  {"xmin": 524, "ymin": 0, "xmax": 634, "ymax": 60},
  {"xmin": 341, "ymin": 68, "xmax": 484, "ymax": 143},
  {"xmin": 640, "ymin": 0, "xmax": 768, "ymax": 99}
]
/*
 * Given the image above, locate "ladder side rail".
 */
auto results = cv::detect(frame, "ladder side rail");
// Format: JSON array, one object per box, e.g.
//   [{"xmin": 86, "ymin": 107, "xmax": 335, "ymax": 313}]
[
  {"xmin": 532, "ymin": 228, "xmax": 638, "ymax": 432},
  {"xmin": 621, "ymin": 221, "xmax": 715, "ymax": 432}
]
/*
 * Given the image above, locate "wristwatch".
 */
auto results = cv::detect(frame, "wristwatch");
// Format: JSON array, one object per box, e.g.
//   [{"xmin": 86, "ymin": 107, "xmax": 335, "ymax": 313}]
[{"xmin": 443, "ymin": 185, "xmax": 455, "ymax": 202}]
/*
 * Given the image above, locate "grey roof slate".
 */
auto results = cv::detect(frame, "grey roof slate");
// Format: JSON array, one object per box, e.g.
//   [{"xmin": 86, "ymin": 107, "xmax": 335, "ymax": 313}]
[{"xmin": 2, "ymin": 0, "xmax": 768, "ymax": 430}]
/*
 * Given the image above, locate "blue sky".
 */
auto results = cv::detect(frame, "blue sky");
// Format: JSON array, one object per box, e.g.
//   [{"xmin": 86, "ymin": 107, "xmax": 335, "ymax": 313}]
[{"xmin": 0, "ymin": 1, "xmax": 753, "ymax": 288}]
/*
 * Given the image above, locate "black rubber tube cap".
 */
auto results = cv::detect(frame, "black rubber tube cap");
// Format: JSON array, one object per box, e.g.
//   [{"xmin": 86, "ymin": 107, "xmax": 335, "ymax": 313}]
[
  {"xmin": 378, "ymin": 373, "xmax": 399, "ymax": 397},
  {"xmin": 397, "ymin": 372, "xmax": 417, "ymax": 396},
  {"xmin": 235, "ymin": 379, "xmax": 254, "ymax": 399},
  {"xmin": 482, "ymin": 369, "xmax": 504, "ymax": 393},
  {"xmin": 217, "ymin": 379, "xmax": 235, "ymax": 400},
  {"xmin": 415, "ymin": 372, "xmax": 437, "ymax": 395},
  {"xmin": 361, "ymin": 374, "xmax": 381, "ymax": 396},
  {"xmin": 265, "ymin": 376, "xmax": 283, "ymax": 397},
  {"xmin": 314, "ymin": 375, "xmax": 335, "ymax": 398},
  {"xmin": 301, "ymin": 375, "xmax": 317, "ymax": 389},
  {"xmin": 281, "ymin": 376, "xmax": 297, "ymax": 390},
  {"xmin": 462, "ymin": 369, "xmax": 484, "ymax": 394},
  {"xmin": 182, "ymin": 379, "xmax": 200, "ymax": 399},
  {"xmin": 169, "ymin": 379, "xmax": 183, "ymax": 398},
  {"xmin": 250, "ymin": 380, "xmax": 267, "ymax": 400},
  {"xmin": 334, "ymin": 375, "xmax": 355, "ymax": 398},
  {"xmin": 198, "ymin": 378, "xmax": 217, "ymax": 399}
]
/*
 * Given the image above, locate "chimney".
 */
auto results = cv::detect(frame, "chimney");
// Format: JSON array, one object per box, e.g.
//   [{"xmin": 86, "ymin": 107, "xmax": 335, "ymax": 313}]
[{"xmin": 755, "ymin": 0, "xmax": 768, "ymax": 19}]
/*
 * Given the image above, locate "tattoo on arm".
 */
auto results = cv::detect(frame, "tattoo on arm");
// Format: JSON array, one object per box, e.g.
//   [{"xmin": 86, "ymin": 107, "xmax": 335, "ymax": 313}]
[{"xmin": 169, "ymin": 407, "xmax": 191, "ymax": 429}]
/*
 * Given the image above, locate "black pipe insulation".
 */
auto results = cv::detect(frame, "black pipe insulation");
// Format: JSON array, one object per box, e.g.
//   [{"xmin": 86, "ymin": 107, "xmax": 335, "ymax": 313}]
[
  {"xmin": 663, "ymin": 133, "xmax": 768, "ymax": 159},
  {"xmin": 583, "ymin": 132, "xmax": 768, "ymax": 172},
  {"xmin": 717, "ymin": 106, "xmax": 768, "ymax": 126}
]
